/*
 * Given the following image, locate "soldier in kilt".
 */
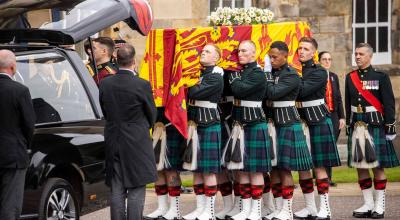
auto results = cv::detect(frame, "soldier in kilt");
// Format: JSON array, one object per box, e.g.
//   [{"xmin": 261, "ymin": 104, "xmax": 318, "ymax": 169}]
[
  {"xmin": 294, "ymin": 37, "xmax": 341, "ymax": 220},
  {"xmin": 262, "ymin": 41, "xmax": 314, "ymax": 220},
  {"xmin": 183, "ymin": 43, "xmax": 224, "ymax": 220},
  {"xmin": 345, "ymin": 43, "xmax": 399, "ymax": 219},
  {"xmin": 145, "ymin": 107, "xmax": 185, "ymax": 220},
  {"xmin": 215, "ymin": 71, "xmax": 239, "ymax": 219},
  {"xmin": 224, "ymin": 40, "xmax": 272, "ymax": 220}
]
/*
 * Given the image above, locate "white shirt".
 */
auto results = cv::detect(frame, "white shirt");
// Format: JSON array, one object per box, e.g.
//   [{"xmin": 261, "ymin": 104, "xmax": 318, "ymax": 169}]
[
  {"xmin": 0, "ymin": 72, "xmax": 13, "ymax": 80},
  {"xmin": 119, "ymin": 68, "xmax": 137, "ymax": 76}
]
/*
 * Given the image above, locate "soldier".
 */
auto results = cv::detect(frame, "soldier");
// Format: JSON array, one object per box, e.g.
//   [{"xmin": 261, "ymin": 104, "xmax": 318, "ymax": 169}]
[
  {"xmin": 183, "ymin": 43, "xmax": 224, "ymax": 220},
  {"xmin": 91, "ymin": 37, "xmax": 118, "ymax": 85},
  {"xmin": 223, "ymin": 40, "xmax": 272, "ymax": 220},
  {"xmin": 263, "ymin": 41, "xmax": 314, "ymax": 220},
  {"xmin": 346, "ymin": 43, "xmax": 399, "ymax": 219},
  {"xmin": 215, "ymin": 69, "xmax": 238, "ymax": 220},
  {"xmin": 294, "ymin": 37, "xmax": 341, "ymax": 220},
  {"xmin": 144, "ymin": 108, "xmax": 185, "ymax": 220}
]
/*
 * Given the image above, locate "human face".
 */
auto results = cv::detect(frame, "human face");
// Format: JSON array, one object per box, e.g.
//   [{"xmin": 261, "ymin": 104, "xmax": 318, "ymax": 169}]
[
  {"xmin": 238, "ymin": 42, "xmax": 256, "ymax": 65},
  {"xmin": 268, "ymin": 48, "xmax": 287, "ymax": 69},
  {"xmin": 320, "ymin": 53, "xmax": 332, "ymax": 70},
  {"xmin": 297, "ymin": 42, "xmax": 315, "ymax": 62},
  {"xmin": 200, "ymin": 45, "xmax": 218, "ymax": 66},
  {"xmin": 355, "ymin": 47, "xmax": 372, "ymax": 69},
  {"xmin": 92, "ymin": 42, "xmax": 107, "ymax": 63}
]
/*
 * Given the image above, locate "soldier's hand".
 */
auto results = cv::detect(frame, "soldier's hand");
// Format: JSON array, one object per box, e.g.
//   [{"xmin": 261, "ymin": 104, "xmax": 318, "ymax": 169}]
[
  {"xmin": 346, "ymin": 125, "xmax": 350, "ymax": 136},
  {"xmin": 229, "ymin": 71, "xmax": 241, "ymax": 84},
  {"xmin": 212, "ymin": 66, "xmax": 224, "ymax": 76},
  {"xmin": 265, "ymin": 72, "xmax": 274, "ymax": 83}
]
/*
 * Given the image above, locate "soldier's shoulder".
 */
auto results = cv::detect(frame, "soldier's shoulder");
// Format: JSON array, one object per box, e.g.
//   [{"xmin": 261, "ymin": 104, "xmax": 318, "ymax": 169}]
[{"xmin": 372, "ymin": 68, "xmax": 388, "ymax": 77}]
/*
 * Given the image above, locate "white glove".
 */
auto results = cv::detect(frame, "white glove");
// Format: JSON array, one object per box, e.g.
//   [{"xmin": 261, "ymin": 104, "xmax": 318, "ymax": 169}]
[
  {"xmin": 229, "ymin": 71, "xmax": 241, "ymax": 84},
  {"xmin": 386, "ymin": 134, "xmax": 396, "ymax": 141},
  {"xmin": 264, "ymin": 54, "xmax": 272, "ymax": 73},
  {"xmin": 212, "ymin": 66, "xmax": 224, "ymax": 76}
]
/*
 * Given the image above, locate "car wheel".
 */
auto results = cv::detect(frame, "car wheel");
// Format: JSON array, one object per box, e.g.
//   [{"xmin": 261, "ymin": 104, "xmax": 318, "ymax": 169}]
[{"xmin": 38, "ymin": 178, "xmax": 80, "ymax": 220}]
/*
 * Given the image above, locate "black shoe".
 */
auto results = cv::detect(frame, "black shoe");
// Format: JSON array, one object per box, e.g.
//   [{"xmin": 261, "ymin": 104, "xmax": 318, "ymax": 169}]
[
  {"xmin": 294, "ymin": 215, "xmax": 317, "ymax": 220},
  {"xmin": 143, "ymin": 216, "xmax": 161, "ymax": 220},
  {"xmin": 329, "ymin": 181, "xmax": 337, "ymax": 187},
  {"xmin": 353, "ymin": 210, "xmax": 372, "ymax": 218},
  {"xmin": 371, "ymin": 211, "xmax": 384, "ymax": 219},
  {"xmin": 316, "ymin": 217, "xmax": 330, "ymax": 220},
  {"xmin": 181, "ymin": 186, "xmax": 193, "ymax": 194}
]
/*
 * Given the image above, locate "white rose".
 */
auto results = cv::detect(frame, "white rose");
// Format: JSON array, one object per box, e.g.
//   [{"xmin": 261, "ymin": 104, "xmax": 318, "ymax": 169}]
[
  {"xmin": 249, "ymin": 11, "xmax": 256, "ymax": 17},
  {"xmin": 245, "ymin": 17, "xmax": 251, "ymax": 24},
  {"xmin": 261, "ymin": 16, "xmax": 268, "ymax": 23},
  {"xmin": 255, "ymin": 17, "xmax": 261, "ymax": 22}
]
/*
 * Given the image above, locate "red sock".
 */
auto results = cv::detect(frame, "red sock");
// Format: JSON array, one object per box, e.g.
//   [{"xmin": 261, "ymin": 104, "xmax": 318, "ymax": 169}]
[
  {"xmin": 316, "ymin": 178, "xmax": 330, "ymax": 194},
  {"xmin": 299, "ymin": 178, "xmax": 314, "ymax": 194},
  {"xmin": 168, "ymin": 186, "xmax": 181, "ymax": 197},
  {"xmin": 155, "ymin": 184, "xmax": 168, "ymax": 196},
  {"xmin": 233, "ymin": 181, "xmax": 241, "ymax": 196},
  {"xmin": 359, "ymin": 178, "xmax": 373, "ymax": 190},
  {"xmin": 271, "ymin": 183, "xmax": 282, "ymax": 198},
  {"xmin": 282, "ymin": 185, "xmax": 294, "ymax": 199},
  {"xmin": 240, "ymin": 183, "xmax": 252, "ymax": 199},
  {"xmin": 251, "ymin": 185, "xmax": 264, "ymax": 199},
  {"xmin": 218, "ymin": 182, "xmax": 233, "ymax": 196},
  {"xmin": 374, "ymin": 179, "xmax": 387, "ymax": 190},
  {"xmin": 205, "ymin": 185, "xmax": 218, "ymax": 197},
  {"xmin": 193, "ymin": 184, "xmax": 205, "ymax": 195},
  {"xmin": 263, "ymin": 175, "xmax": 271, "ymax": 193}
]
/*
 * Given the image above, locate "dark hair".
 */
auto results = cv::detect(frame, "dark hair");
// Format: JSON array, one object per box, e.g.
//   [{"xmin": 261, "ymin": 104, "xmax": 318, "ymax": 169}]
[
  {"xmin": 355, "ymin": 42, "xmax": 373, "ymax": 54},
  {"xmin": 270, "ymin": 41, "xmax": 289, "ymax": 54},
  {"xmin": 117, "ymin": 44, "xmax": 136, "ymax": 67},
  {"xmin": 299, "ymin": 37, "xmax": 318, "ymax": 50},
  {"xmin": 318, "ymin": 51, "xmax": 330, "ymax": 61},
  {"xmin": 93, "ymin": 37, "xmax": 115, "ymax": 56}
]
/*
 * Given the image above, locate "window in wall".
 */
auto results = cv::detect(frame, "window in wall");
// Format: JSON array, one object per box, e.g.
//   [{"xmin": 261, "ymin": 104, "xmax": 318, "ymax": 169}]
[
  {"xmin": 209, "ymin": 0, "xmax": 251, "ymax": 13},
  {"xmin": 352, "ymin": 0, "xmax": 391, "ymax": 65}
]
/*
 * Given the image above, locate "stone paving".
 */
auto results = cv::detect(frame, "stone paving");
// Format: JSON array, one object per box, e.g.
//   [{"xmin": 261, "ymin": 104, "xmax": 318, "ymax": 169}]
[{"xmin": 82, "ymin": 182, "xmax": 400, "ymax": 220}]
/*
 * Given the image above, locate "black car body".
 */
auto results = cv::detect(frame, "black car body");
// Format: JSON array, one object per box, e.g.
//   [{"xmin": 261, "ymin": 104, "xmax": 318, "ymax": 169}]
[{"xmin": 0, "ymin": 0, "xmax": 153, "ymax": 219}]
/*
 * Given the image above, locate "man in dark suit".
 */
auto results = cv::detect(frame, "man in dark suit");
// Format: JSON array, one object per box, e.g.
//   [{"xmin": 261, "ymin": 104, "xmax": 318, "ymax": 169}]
[
  {"xmin": 99, "ymin": 44, "xmax": 157, "ymax": 220},
  {"xmin": 0, "ymin": 49, "xmax": 35, "ymax": 219},
  {"xmin": 319, "ymin": 51, "xmax": 345, "ymax": 187}
]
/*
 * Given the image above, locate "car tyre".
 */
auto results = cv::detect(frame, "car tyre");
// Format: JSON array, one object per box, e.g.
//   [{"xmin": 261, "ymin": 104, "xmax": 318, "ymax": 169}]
[{"xmin": 38, "ymin": 178, "xmax": 80, "ymax": 220}]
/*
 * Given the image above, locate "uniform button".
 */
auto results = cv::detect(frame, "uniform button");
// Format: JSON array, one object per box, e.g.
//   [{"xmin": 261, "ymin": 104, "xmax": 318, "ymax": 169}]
[
  {"xmin": 358, "ymin": 98, "xmax": 361, "ymax": 101},
  {"xmin": 361, "ymin": 75, "xmax": 364, "ymax": 78},
  {"xmin": 358, "ymin": 92, "xmax": 361, "ymax": 95}
]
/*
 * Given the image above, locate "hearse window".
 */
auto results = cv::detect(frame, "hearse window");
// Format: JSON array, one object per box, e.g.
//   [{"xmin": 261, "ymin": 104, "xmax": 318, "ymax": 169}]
[{"xmin": 15, "ymin": 52, "xmax": 96, "ymax": 124}]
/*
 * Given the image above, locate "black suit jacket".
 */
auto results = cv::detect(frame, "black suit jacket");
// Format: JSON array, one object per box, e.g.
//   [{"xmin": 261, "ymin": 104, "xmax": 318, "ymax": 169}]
[
  {"xmin": 328, "ymin": 71, "xmax": 345, "ymax": 119},
  {"xmin": 99, "ymin": 69, "xmax": 157, "ymax": 188},
  {"xmin": 0, "ymin": 74, "xmax": 35, "ymax": 168}
]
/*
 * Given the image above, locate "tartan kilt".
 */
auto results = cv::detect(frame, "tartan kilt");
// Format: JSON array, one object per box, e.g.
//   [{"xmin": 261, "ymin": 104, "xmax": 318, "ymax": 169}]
[
  {"xmin": 276, "ymin": 122, "xmax": 314, "ymax": 171},
  {"xmin": 165, "ymin": 125, "xmax": 185, "ymax": 170},
  {"xmin": 195, "ymin": 124, "xmax": 222, "ymax": 173},
  {"xmin": 243, "ymin": 122, "xmax": 272, "ymax": 173},
  {"xmin": 347, "ymin": 115, "xmax": 400, "ymax": 168},
  {"xmin": 308, "ymin": 117, "xmax": 341, "ymax": 167}
]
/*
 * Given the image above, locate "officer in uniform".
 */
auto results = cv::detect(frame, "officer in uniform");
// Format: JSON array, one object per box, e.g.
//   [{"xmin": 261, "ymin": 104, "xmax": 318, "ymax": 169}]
[
  {"xmin": 294, "ymin": 37, "xmax": 341, "ymax": 220},
  {"xmin": 264, "ymin": 41, "xmax": 314, "ymax": 220},
  {"xmin": 145, "ymin": 108, "xmax": 185, "ymax": 220},
  {"xmin": 345, "ymin": 43, "xmax": 399, "ymax": 219},
  {"xmin": 183, "ymin": 43, "xmax": 224, "ymax": 220},
  {"xmin": 224, "ymin": 40, "xmax": 272, "ymax": 220},
  {"xmin": 90, "ymin": 37, "xmax": 118, "ymax": 85}
]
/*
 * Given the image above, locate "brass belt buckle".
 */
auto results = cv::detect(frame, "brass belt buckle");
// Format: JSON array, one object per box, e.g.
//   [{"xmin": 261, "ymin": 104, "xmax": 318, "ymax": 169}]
[
  {"xmin": 234, "ymin": 99, "xmax": 241, "ymax": 106},
  {"xmin": 357, "ymin": 104, "xmax": 363, "ymax": 113},
  {"xmin": 295, "ymin": 102, "xmax": 302, "ymax": 108},
  {"xmin": 188, "ymin": 99, "xmax": 195, "ymax": 106}
]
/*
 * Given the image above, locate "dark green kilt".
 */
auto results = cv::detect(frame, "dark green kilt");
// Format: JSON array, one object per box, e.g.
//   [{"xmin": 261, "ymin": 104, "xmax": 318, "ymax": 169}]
[
  {"xmin": 276, "ymin": 122, "xmax": 314, "ymax": 171},
  {"xmin": 347, "ymin": 114, "xmax": 400, "ymax": 168},
  {"xmin": 243, "ymin": 122, "xmax": 272, "ymax": 173},
  {"xmin": 165, "ymin": 125, "xmax": 184, "ymax": 170},
  {"xmin": 308, "ymin": 117, "xmax": 341, "ymax": 167},
  {"xmin": 195, "ymin": 124, "xmax": 222, "ymax": 173}
]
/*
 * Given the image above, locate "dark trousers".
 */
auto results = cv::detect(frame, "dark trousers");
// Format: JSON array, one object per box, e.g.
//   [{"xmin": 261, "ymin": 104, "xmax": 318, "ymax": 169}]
[
  {"xmin": 110, "ymin": 160, "xmax": 146, "ymax": 220},
  {"xmin": 0, "ymin": 168, "xmax": 26, "ymax": 220}
]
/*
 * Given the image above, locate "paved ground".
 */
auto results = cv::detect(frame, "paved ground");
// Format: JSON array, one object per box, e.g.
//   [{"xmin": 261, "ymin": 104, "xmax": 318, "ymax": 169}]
[{"xmin": 81, "ymin": 182, "xmax": 400, "ymax": 220}]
